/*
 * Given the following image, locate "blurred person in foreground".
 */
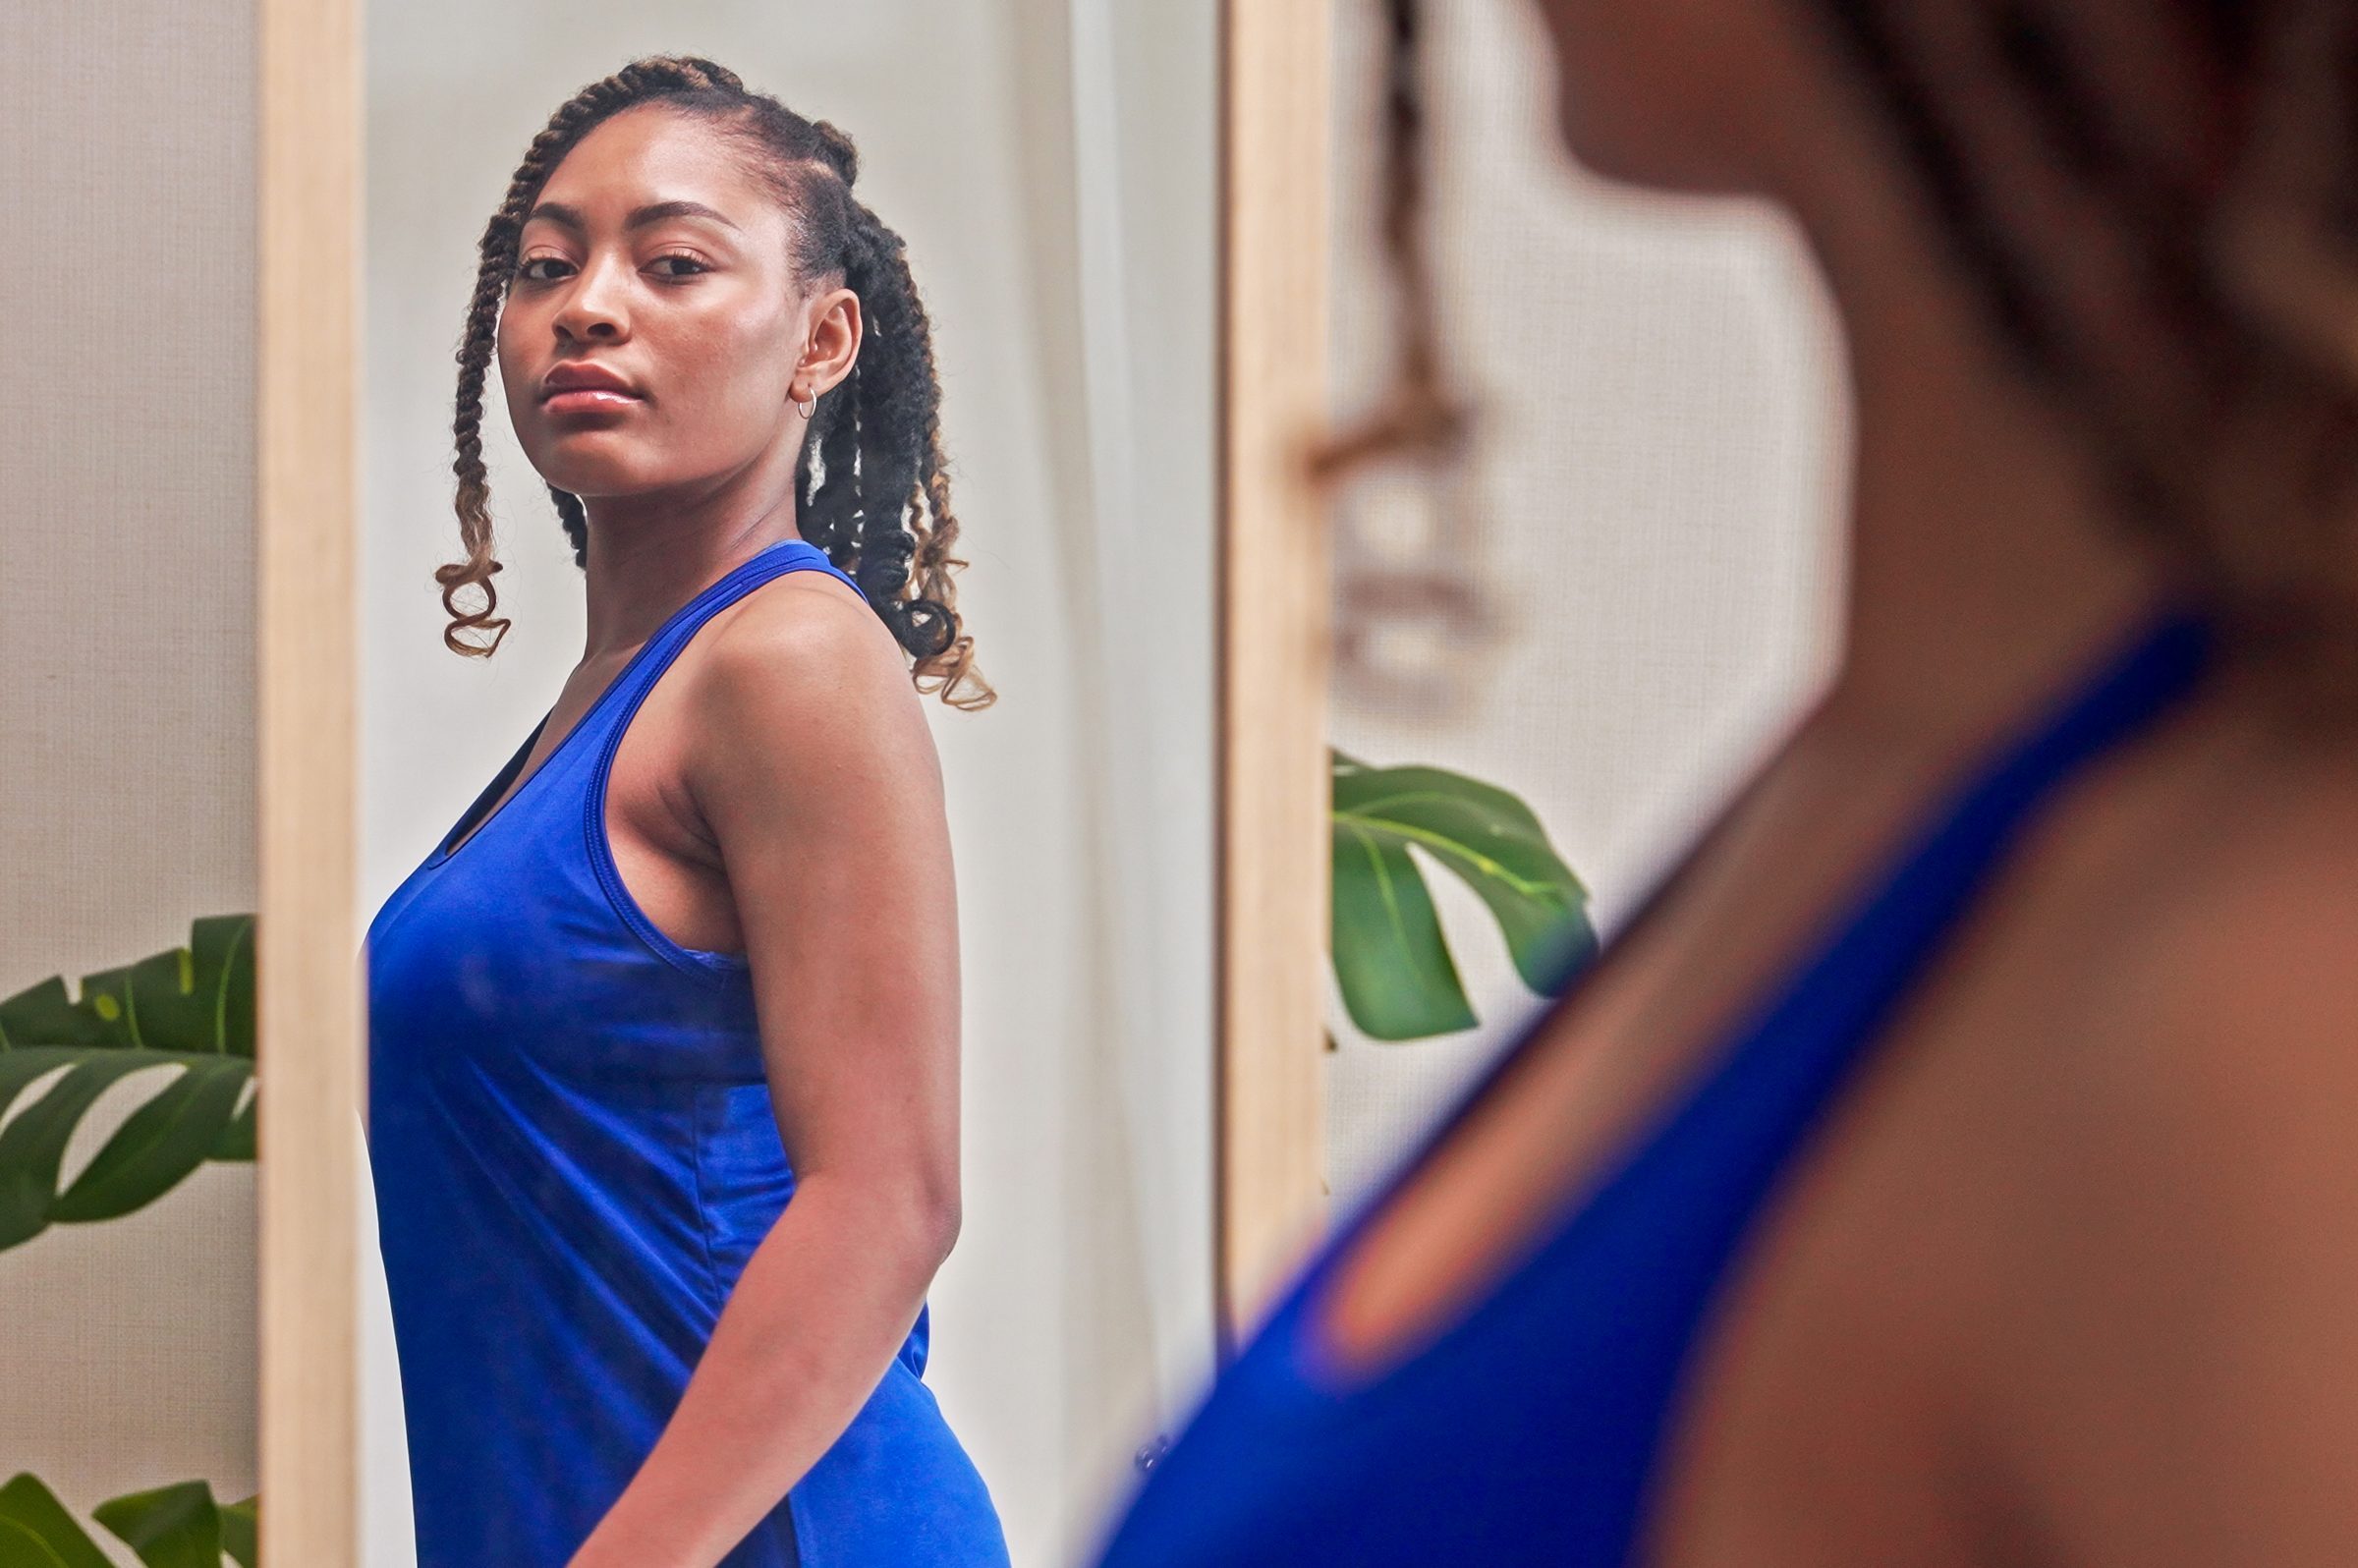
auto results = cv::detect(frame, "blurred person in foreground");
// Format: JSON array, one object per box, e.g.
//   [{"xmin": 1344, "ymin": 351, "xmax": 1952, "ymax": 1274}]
[{"xmin": 1094, "ymin": 1, "xmax": 2358, "ymax": 1563}]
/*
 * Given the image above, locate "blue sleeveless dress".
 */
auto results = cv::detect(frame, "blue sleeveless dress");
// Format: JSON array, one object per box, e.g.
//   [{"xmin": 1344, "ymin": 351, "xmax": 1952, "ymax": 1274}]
[
  {"xmin": 1090, "ymin": 604, "xmax": 2214, "ymax": 1566},
  {"xmin": 365, "ymin": 537, "xmax": 1010, "ymax": 1568}
]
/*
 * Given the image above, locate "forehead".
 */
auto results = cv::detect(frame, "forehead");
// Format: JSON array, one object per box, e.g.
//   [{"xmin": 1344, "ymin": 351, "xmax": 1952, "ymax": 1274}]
[{"xmin": 531, "ymin": 105, "xmax": 779, "ymax": 233}]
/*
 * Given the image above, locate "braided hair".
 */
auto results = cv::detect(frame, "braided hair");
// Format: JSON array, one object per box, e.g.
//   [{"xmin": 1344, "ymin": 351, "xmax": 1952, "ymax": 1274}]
[{"xmin": 439, "ymin": 54, "xmax": 992, "ymax": 711}]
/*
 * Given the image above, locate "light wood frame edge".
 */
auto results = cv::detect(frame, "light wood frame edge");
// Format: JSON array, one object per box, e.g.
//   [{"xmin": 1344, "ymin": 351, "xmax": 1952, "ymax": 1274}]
[
  {"xmin": 257, "ymin": 0, "xmax": 361, "ymax": 1560},
  {"xmin": 1214, "ymin": 0, "xmax": 1335, "ymax": 1351}
]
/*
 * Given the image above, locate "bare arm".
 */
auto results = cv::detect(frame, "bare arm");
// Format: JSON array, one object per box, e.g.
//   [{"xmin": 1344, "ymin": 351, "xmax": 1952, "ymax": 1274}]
[{"xmin": 567, "ymin": 577, "xmax": 963, "ymax": 1568}]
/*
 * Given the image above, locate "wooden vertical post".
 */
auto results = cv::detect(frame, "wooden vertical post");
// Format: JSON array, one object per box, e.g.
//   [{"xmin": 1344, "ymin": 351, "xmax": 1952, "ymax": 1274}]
[
  {"xmin": 1215, "ymin": 0, "xmax": 1334, "ymax": 1350},
  {"xmin": 256, "ymin": 0, "xmax": 361, "ymax": 1559}
]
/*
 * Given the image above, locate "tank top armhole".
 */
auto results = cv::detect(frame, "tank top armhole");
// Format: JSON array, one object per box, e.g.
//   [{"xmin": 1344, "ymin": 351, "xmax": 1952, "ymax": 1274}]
[{"xmin": 582, "ymin": 547, "xmax": 866, "ymax": 983}]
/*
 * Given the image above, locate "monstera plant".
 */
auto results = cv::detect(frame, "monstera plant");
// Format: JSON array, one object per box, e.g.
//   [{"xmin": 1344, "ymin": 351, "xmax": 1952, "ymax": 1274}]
[
  {"xmin": 0, "ymin": 915, "xmax": 255, "ymax": 1254},
  {"xmin": 1330, "ymin": 750, "xmax": 1595, "ymax": 1042},
  {"xmin": 0, "ymin": 1475, "xmax": 255, "ymax": 1568},
  {"xmin": 0, "ymin": 915, "xmax": 261, "ymax": 1565}
]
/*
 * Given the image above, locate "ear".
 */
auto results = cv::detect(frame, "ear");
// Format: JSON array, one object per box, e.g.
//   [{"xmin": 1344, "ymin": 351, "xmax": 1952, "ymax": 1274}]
[{"xmin": 797, "ymin": 285, "xmax": 864, "ymax": 402}]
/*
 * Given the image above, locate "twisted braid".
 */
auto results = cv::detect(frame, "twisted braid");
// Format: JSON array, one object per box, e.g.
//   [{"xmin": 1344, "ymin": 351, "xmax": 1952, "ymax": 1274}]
[{"xmin": 440, "ymin": 53, "xmax": 992, "ymax": 709}]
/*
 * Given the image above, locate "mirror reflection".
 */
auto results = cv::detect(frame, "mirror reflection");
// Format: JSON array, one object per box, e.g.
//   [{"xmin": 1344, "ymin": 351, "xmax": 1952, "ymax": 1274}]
[{"xmin": 361, "ymin": 8, "xmax": 1215, "ymax": 1567}]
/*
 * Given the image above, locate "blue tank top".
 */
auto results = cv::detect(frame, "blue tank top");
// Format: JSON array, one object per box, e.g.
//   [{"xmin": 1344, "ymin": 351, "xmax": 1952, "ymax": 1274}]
[
  {"xmin": 365, "ymin": 537, "xmax": 1010, "ymax": 1568},
  {"xmin": 1090, "ymin": 603, "xmax": 2215, "ymax": 1566}
]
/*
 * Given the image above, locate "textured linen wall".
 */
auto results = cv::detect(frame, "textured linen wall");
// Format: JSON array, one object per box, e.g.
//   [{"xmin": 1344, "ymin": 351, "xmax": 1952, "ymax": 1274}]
[{"xmin": 0, "ymin": 0, "xmax": 261, "ymax": 1547}]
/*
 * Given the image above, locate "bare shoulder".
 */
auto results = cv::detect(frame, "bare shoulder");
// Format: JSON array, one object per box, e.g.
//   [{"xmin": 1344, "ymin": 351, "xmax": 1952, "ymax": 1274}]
[
  {"xmin": 690, "ymin": 563, "xmax": 924, "ymax": 728},
  {"xmin": 702, "ymin": 563, "xmax": 902, "ymax": 695},
  {"xmin": 2110, "ymin": 753, "xmax": 2358, "ymax": 1103},
  {"xmin": 1970, "ymin": 738, "xmax": 2358, "ymax": 1558},
  {"xmin": 683, "ymin": 562, "xmax": 936, "ymax": 807}
]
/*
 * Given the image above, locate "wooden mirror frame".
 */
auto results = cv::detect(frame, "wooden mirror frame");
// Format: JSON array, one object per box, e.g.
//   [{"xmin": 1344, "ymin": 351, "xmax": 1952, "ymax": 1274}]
[
  {"xmin": 254, "ymin": 1, "xmax": 1337, "ymax": 1556},
  {"xmin": 1214, "ymin": 0, "xmax": 1336, "ymax": 1350},
  {"xmin": 257, "ymin": 0, "xmax": 360, "ymax": 1559}
]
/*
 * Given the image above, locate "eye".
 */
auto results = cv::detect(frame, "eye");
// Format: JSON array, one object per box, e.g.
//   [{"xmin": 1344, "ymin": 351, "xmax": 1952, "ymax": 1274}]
[
  {"xmin": 515, "ymin": 254, "xmax": 566, "ymax": 283},
  {"xmin": 651, "ymin": 252, "xmax": 711, "ymax": 279}
]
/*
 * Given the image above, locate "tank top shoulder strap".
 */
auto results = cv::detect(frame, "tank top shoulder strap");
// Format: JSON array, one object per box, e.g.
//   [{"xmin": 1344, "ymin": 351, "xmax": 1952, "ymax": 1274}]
[{"xmin": 595, "ymin": 538, "xmax": 865, "ymax": 723}]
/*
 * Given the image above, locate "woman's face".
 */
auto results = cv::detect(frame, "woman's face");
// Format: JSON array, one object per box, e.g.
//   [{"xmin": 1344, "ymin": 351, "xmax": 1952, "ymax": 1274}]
[{"xmin": 496, "ymin": 104, "xmax": 811, "ymax": 504}]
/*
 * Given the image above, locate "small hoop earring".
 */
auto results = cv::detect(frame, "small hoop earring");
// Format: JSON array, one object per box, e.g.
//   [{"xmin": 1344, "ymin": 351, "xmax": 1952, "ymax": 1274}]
[{"xmin": 795, "ymin": 389, "xmax": 816, "ymax": 419}]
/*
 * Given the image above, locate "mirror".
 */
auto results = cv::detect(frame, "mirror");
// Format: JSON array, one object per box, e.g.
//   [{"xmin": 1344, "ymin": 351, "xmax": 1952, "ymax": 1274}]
[{"xmin": 360, "ymin": 6, "xmax": 1218, "ymax": 1565}]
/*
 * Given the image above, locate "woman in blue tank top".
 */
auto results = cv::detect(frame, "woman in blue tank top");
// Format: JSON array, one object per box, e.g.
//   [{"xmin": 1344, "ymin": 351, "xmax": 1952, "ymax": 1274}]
[
  {"xmin": 365, "ymin": 56, "xmax": 1007, "ymax": 1568},
  {"xmin": 1095, "ymin": 2, "xmax": 2358, "ymax": 1564}
]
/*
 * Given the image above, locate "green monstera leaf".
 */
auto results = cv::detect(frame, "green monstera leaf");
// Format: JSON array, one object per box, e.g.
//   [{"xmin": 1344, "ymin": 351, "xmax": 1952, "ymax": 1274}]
[
  {"xmin": 0, "ymin": 1474, "xmax": 116, "ymax": 1568},
  {"xmin": 1330, "ymin": 752, "xmax": 1596, "ymax": 1042},
  {"xmin": 0, "ymin": 1521, "xmax": 72, "ymax": 1568},
  {"xmin": 0, "ymin": 1475, "xmax": 256, "ymax": 1568},
  {"xmin": 214, "ymin": 1498, "xmax": 254, "ymax": 1568},
  {"xmin": 90, "ymin": 1483, "xmax": 225, "ymax": 1568},
  {"xmin": 0, "ymin": 916, "xmax": 256, "ymax": 1254}
]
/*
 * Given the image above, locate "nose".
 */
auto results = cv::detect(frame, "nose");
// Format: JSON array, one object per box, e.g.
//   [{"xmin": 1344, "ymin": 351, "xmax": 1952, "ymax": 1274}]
[{"xmin": 551, "ymin": 248, "xmax": 631, "ymax": 343}]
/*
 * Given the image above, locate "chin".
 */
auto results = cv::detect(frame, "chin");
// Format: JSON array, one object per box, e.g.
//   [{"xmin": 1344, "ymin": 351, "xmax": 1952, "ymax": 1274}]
[{"xmin": 532, "ymin": 444, "xmax": 655, "ymax": 500}]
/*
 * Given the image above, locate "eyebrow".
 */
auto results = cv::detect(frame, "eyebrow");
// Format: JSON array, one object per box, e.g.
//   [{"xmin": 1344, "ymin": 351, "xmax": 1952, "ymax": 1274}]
[{"xmin": 524, "ymin": 198, "xmax": 742, "ymax": 235}]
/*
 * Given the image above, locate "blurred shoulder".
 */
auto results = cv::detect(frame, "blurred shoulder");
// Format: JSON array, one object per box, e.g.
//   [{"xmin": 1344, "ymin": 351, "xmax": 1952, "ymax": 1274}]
[
  {"xmin": 1971, "ymin": 731, "xmax": 2358, "ymax": 1557},
  {"xmin": 2124, "ymin": 748, "xmax": 2358, "ymax": 1095}
]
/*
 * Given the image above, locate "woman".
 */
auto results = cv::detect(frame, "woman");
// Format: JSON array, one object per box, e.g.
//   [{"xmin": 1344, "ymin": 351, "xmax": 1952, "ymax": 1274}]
[
  {"xmin": 1097, "ymin": 1, "xmax": 2358, "ymax": 1564},
  {"xmin": 365, "ymin": 56, "xmax": 1008, "ymax": 1568}
]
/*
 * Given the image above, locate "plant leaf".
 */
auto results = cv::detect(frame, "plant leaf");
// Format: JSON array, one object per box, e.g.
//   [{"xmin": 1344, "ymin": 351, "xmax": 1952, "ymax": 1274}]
[
  {"xmin": 91, "ymin": 1482, "xmax": 221, "ymax": 1568},
  {"xmin": 0, "ymin": 1521, "xmax": 69, "ymax": 1568},
  {"xmin": 0, "ymin": 918, "xmax": 259, "ymax": 1253},
  {"xmin": 51, "ymin": 1058, "xmax": 253, "ymax": 1223},
  {"xmin": 1331, "ymin": 817, "xmax": 1479, "ymax": 1040},
  {"xmin": 218, "ymin": 1496, "xmax": 256, "ymax": 1568},
  {"xmin": 0, "ymin": 1049, "xmax": 85, "ymax": 1129},
  {"xmin": 0, "ymin": 917, "xmax": 254, "ymax": 1057},
  {"xmin": 0, "ymin": 1057, "xmax": 170, "ymax": 1250},
  {"xmin": 209, "ymin": 1091, "xmax": 256, "ymax": 1164},
  {"xmin": 189, "ymin": 917, "xmax": 256, "ymax": 1058},
  {"xmin": 1333, "ymin": 761, "xmax": 1596, "ymax": 995},
  {"xmin": 0, "ymin": 1476, "xmax": 110, "ymax": 1568},
  {"xmin": 0, "ymin": 1050, "xmax": 254, "ymax": 1253},
  {"xmin": 0, "ymin": 981, "xmax": 114, "ymax": 1052}
]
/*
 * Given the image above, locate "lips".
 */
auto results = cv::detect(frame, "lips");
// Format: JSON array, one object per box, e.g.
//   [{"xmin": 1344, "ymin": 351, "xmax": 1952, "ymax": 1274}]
[{"xmin": 538, "ymin": 362, "xmax": 643, "ymax": 401}]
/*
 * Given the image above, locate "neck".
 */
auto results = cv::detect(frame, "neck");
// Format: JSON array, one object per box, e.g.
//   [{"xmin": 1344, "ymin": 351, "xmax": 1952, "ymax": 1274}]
[
  {"xmin": 574, "ymin": 456, "xmax": 804, "ymax": 660},
  {"xmin": 1775, "ymin": 124, "xmax": 2178, "ymax": 771}
]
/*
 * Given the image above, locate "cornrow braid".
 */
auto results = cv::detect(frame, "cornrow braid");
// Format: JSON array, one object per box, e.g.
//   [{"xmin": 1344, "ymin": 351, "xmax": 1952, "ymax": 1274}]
[{"xmin": 440, "ymin": 53, "xmax": 992, "ymax": 710}]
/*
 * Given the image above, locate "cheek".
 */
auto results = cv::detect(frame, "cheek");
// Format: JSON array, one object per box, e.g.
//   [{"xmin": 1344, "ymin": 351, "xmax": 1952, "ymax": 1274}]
[
  {"xmin": 494, "ymin": 303, "xmax": 537, "ymax": 424},
  {"xmin": 653, "ymin": 301, "xmax": 797, "ymax": 433}
]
